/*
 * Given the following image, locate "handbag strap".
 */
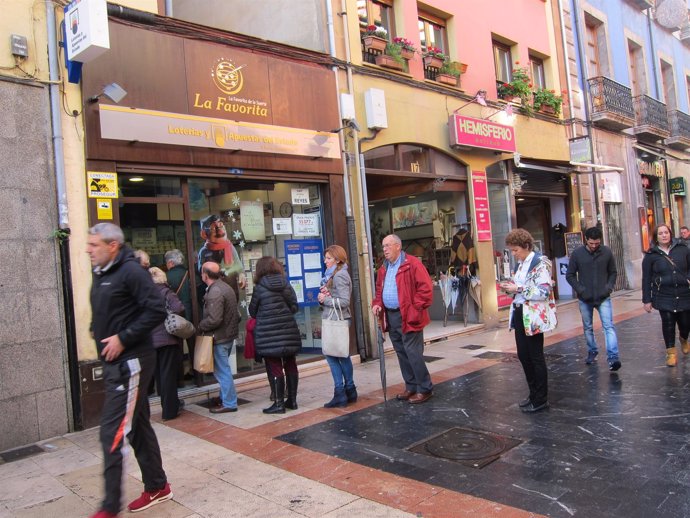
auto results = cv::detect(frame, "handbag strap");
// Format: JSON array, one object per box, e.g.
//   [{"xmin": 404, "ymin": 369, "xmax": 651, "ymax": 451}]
[
  {"xmin": 329, "ymin": 298, "xmax": 344, "ymax": 321},
  {"xmin": 175, "ymin": 271, "xmax": 189, "ymax": 295}
]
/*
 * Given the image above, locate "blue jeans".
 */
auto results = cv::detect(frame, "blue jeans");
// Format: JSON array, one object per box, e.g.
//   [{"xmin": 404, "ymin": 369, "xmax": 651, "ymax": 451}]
[
  {"xmin": 213, "ymin": 340, "xmax": 238, "ymax": 409},
  {"xmin": 325, "ymin": 355, "xmax": 355, "ymax": 391},
  {"xmin": 578, "ymin": 298, "xmax": 619, "ymax": 360}
]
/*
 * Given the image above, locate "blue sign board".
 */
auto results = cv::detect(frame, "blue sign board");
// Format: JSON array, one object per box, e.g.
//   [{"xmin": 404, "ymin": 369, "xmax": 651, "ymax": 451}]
[{"xmin": 284, "ymin": 239, "xmax": 323, "ymax": 307}]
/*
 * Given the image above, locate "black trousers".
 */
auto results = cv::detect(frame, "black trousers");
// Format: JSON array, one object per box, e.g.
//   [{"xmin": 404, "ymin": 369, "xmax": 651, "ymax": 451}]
[
  {"xmin": 387, "ymin": 309, "xmax": 433, "ymax": 394},
  {"xmin": 513, "ymin": 306, "xmax": 548, "ymax": 406},
  {"xmin": 100, "ymin": 353, "xmax": 167, "ymax": 514},
  {"xmin": 155, "ymin": 344, "xmax": 182, "ymax": 419},
  {"xmin": 659, "ymin": 310, "xmax": 690, "ymax": 348}
]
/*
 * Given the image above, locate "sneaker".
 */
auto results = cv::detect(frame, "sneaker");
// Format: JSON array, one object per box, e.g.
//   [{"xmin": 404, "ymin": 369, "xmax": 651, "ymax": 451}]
[
  {"xmin": 127, "ymin": 483, "xmax": 173, "ymax": 513},
  {"xmin": 89, "ymin": 511, "xmax": 118, "ymax": 518},
  {"xmin": 585, "ymin": 350, "xmax": 598, "ymax": 365},
  {"xmin": 609, "ymin": 359, "xmax": 622, "ymax": 372}
]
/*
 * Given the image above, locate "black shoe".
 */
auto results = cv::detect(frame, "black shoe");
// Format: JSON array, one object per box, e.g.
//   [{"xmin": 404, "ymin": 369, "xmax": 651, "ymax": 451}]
[
  {"xmin": 609, "ymin": 359, "xmax": 622, "ymax": 371},
  {"xmin": 585, "ymin": 350, "xmax": 598, "ymax": 365},
  {"xmin": 210, "ymin": 406, "xmax": 238, "ymax": 414},
  {"xmin": 518, "ymin": 398, "xmax": 531, "ymax": 408},
  {"xmin": 521, "ymin": 401, "xmax": 549, "ymax": 413}
]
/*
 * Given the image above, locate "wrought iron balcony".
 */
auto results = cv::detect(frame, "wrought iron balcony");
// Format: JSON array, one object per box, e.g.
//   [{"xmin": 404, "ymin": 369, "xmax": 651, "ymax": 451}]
[
  {"xmin": 633, "ymin": 94, "xmax": 670, "ymax": 141},
  {"xmin": 666, "ymin": 109, "xmax": 690, "ymax": 150},
  {"xmin": 587, "ymin": 76, "xmax": 635, "ymax": 130}
]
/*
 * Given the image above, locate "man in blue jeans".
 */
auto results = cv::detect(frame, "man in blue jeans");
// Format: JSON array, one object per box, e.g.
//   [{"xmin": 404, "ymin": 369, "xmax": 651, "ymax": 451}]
[{"xmin": 566, "ymin": 227, "xmax": 621, "ymax": 371}]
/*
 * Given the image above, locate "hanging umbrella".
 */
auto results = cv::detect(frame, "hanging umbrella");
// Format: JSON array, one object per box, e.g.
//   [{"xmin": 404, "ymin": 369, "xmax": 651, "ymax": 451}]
[
  {"xmin": 469, "ymin": 276, "xmax": 482, "ymax": 309},
  {"xmin": 376, "ymin": 314, "xmax": 388, "ymax": 402},
  {"xmin": 438, "ymin": 272, "xmax": 452, "ymax": 309},
  {"xmin": 450, "ymin": 276, "xmax": 460, "ymax": 313}
]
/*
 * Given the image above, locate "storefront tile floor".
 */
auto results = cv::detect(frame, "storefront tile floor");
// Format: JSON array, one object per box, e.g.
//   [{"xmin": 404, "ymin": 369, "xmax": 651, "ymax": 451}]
[{"xmin": 4, "ymin": 290, "xmax": 687, "ymax": 517}]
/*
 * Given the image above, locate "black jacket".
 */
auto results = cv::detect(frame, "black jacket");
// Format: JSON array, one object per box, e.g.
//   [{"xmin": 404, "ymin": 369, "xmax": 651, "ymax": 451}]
[
  {"xmin": 249, "ymin": 274, "xmax": 302, "ymax": 358},
  {"xmin": 566, "ymin": 244, "xmax": 617, "ymax": 305},
  {"xmin": 90, "ymin": 247, "xmax": 166, "ymax": 361},
  {"xmin": 642, "ymin": 241, "xmax": 690, "ymax": 312}
]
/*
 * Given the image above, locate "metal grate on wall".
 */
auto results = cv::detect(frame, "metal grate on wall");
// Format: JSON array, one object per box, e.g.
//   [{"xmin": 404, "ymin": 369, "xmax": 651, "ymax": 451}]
[{"xmin": 512, "ymin": 170, "xmax": 569, "ymax": 195}]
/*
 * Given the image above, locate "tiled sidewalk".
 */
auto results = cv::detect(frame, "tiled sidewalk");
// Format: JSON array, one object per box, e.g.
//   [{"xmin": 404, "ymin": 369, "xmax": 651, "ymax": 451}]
[{"xmin": 0, "ymin": 292, "xmax": 647, "ymax": 517}]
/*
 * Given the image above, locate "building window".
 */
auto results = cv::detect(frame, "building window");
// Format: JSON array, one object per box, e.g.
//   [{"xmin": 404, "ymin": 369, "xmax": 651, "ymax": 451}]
[
  {"xmin": 357, "ymin": 0, "xmax": 394, "ymax": 37},
  {"xmin": 418, "ymin": 12, "xmax": 448, "ymax": 55},
  {"xmin": 493, "ymin": 41, "xmax": 513, "ymax": 84},
  {"xmin": 530, "ymin": 57, "xmax": 546, "ymax": 90}
]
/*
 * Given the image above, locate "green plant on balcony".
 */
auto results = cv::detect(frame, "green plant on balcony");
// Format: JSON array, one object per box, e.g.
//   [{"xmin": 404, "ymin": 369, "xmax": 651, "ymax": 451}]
[
  {"xmin": 497, "ymin": 65, "xmax": 532, "ymax": 103},
  {"xmin": 439, "ymin": 60, "xmax": 462, "ymax": 78},
  {"xmin": 532, "ymin": 88, "xmax": 566, "ymax": 116},
  {"xmin": 422, "ymin": 46, "xmax": 447, "ymax": 69},
  {"xmin": 375, "ymin": 42, "xmax": 405, "ymax": 70}
]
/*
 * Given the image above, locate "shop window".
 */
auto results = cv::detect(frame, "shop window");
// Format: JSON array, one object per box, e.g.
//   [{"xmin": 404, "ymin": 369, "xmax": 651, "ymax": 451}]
[
  {"xmin": 364, "ymin": 144, "xmax": 466, "ymax": 176},
  {"xmin": 486, "ymin": 161, "xmax": 507, "ymax": 180},
  {"xmin": 418, "ymin": 12, "xmax": 448, "ymax": 55},
  {"xmin": 118, "ymin": 174, "xmax": 181, "ymax": 197},
  {"xmin": 364, "ymin": 145, "xmax": 397, "ymax": 170},
  {"xmin": 358, "ymin": 0, "xmax": 394, "ymax": 36},
  {"xmin": 434, "ymin": 152, "xmax": 466, "ymax": 177}
]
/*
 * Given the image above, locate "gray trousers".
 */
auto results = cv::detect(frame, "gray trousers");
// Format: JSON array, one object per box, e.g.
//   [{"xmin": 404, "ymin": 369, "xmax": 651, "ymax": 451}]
[{"xmin": 387, "ymin": 310, "xmax": 433, "ymax": 393}]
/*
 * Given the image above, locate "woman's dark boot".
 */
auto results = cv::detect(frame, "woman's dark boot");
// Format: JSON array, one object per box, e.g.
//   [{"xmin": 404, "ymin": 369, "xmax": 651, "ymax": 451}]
[
  {"xmin": 324, "ymin": 387, "xmax": 347, "ymax": 408},
  {"xmin": 285, "ymin": 373, "xmax": 299, "ymax": 410},
  {"xmin": 345, "ymin": 386, "xmax": 358, "ymax": 404},
  {"xmin": 263, "ymin": 377, "xmax": 285, "ymax": 414}
]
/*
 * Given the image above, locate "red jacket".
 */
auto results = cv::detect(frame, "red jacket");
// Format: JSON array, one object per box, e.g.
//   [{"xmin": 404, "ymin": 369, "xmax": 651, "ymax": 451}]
[{"xmin": 372, "ymin": 252, "xmax": 433, "ymax": 334}]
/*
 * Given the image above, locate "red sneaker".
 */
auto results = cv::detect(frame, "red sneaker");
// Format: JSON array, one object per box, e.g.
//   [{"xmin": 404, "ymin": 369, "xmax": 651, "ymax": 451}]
[
  {"xmin": 88, "ymin": 510, "xmax": 118, "ymax": 518},
  {"xmin": 126, "ymin": 482, "xmax": 173, "ymax": 512}
]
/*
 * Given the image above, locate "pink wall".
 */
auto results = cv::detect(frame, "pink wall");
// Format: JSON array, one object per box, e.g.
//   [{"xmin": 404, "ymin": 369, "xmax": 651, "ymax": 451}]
[{"xmin": 398, "ymin": 0, "xmax": 552, "ymax": 99}]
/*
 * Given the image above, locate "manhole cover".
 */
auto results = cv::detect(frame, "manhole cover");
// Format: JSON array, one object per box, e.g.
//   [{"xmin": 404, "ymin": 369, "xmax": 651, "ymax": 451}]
[
  {"xmin": 408, "ymin": 427, "xmax": 521, "ymax": 468},
  {"xmin": 461, "ymin": 344, "xmax": 484, "ymax": 350}
]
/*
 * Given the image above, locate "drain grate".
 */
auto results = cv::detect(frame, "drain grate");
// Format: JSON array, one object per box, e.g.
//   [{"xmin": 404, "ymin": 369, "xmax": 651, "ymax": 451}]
[
  {"xmin": 475, "ymin": 351, "xmax": 518, "ymax": 362},
  {"xmin": 0, "ymin": 444, "xmax": 45, "ymax": 463},
  {"xmin": 408, "ymin": 427, "xmax": 521, "ymax": 468},
  {"xmin": 423, "ymin": 355, "xmax": 444, "ymax": 363},
  {"xmin": 461, "ymin": 344, "xmax": 484, "ymax": 350}
]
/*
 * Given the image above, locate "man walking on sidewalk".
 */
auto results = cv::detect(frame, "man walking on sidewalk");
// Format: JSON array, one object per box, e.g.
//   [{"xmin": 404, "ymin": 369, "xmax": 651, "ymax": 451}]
[
  {"xmin": 566, "ymin": 226, "xmax": 622, "ymax": 371},
  {"xmin": 86, "ymin": 223, "xmax": 172, "ymax": 518},
  {"xmin": 372, "ymin": 234, "xmax": 434, "ymax": 404}
]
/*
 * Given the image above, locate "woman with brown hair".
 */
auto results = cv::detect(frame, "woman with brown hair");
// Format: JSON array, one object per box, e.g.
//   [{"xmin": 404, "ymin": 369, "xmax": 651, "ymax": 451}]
[
  {"xmin": 642, "ymin": 224, "xmax": 690, "ymax": 366},
  {"xmin": 500, "ymin": 229, "xmax": 557, "ymax": 413},
  {"xmin": 318, "ymin": 245, "xmax": 356, "ymax": 408},
  {"xmin": 249, "ymin": 257, "xmax": 302, "ymax": 414}
]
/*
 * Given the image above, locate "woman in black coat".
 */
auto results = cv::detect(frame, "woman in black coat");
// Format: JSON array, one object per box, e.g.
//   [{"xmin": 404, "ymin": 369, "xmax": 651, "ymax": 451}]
[
  {"xmin": 249, "ymin": 257, "xmax": 302, "ymax": 414},
  {"xmin": 149, "ymin": 267, "xmax": 185, "ymax": 420},
  {"xmin": 642, "ymin": 224, "xmax": 690, "ymax": 367}
]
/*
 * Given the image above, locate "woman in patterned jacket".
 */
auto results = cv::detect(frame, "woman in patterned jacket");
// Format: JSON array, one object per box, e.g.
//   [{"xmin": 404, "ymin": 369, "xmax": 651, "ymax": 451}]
[{"xmin": 500, "ymin": 229, "xmax": 557, "ymax": 414}]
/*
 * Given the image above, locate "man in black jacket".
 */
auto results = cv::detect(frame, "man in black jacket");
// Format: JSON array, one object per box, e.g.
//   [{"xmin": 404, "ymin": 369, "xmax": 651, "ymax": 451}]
[
  {"xmin": 566, "ymin": 227, "xmax": 621, "ymax": 371},
  {"xmin": 87, "ymin": 223, "xmax": 172, "ymax": 518}
]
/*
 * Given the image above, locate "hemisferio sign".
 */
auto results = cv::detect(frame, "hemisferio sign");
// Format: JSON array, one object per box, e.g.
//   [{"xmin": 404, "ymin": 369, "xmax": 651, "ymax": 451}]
[{"xmin": 449, "ymin": 115, "xmax": 516, "ymax": 153}]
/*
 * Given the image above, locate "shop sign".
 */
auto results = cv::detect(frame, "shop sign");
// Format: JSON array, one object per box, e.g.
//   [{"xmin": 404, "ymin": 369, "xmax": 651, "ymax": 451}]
[
  {"xmin": 471, "ymin": 171, "xmax": 492, "ymax": 241},
  {"xmin": 99, "ymin": 105, "xmax": 340, "ymax": 159},
  {"xmin": 669, "ymin": 177, "xmax": 686, "ymax": 196},
  {"xmin": 569, "ymin": 136, "xmax": 592, "ymax": 163},
  {"xmin": 64, "ymin": 0, "xmax": 110, "ymax": 63},
  {"xmin": 87, "ymin": 171, "xmax": 117, "ymax": 198},
  {"xmin": 496, "ymin": 283, "xmax": 513, "ymax": 308},
  {"xmin": 96, "ymin": 199, "xmax": 112, "ymax": 219},
  {"xmin": 637, "ymin": 159, "xmax": 664, "ymax": 177},
  {"xmin": 599, "ymin": 172, "xmax": 622, "ymax": 203},
  {"xmin": 449, "ymin": 115, "xmax": 516, "ymax": 153}
]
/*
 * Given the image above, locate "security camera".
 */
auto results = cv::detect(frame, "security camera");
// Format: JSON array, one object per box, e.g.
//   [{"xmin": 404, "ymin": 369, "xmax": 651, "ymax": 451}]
[{"xmin": 347, "ymin": 119, "xmax": 361, "ymax": 132}]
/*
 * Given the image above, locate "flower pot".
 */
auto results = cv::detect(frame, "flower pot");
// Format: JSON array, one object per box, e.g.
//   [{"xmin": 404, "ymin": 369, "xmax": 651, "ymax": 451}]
[
  {"xmin": 436, "ymin": 73, "xmax": 458, "ymax": 87},
  {"xmin": 538, "ymin": 104, "xmax": 556, "ymax": 115},
  {"xmin": 362, "ymin": 35, "xmax": 388, "ymax": 52},
  {"xmin": 458, "ymin": 62, "xmax": 468, "ymax": 74},
  {"xmin": 423, "ymin": 55, "xmax": 443, "ymax": 69},
  {"xmin": 375, "ymin": 54, "xmax": 404, "ymax": 71},
  {"xmin": 400, "ymin": 48, "xmax": 415, "ymax": 61}
]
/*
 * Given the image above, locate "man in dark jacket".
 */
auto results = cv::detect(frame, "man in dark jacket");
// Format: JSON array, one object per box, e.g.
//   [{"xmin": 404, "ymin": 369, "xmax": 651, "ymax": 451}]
[
  {"xmin": 566, "ymin": 227, "xmax": 621, "ymax": 371},
  {"xmin": 86, "ymin": 223, "xmax": 172, "ymax": 518},
  {"xmin": 198, "ymin": 262, "xmax": 240, "ymax": 413},
  {"xmin": 372, "ymin": 234, "xmax": 434, "ymax": 404}
]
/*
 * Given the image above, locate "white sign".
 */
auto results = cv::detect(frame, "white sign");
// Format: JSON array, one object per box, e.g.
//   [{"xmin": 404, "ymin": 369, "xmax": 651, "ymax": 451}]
[
  {"xmin": 291, "ymin": 188, "xmax": 310, "ymax": 205},
  {"xmin": 599, "ymin": 173, "xmax": 622, "ymax": 203},
  {"xmin": 64, "ymin": 0, "xmax": 110, "ymax": 63},
  {"xmin": 132, "ymin": 228, "xmax": 157, "ymax": 249},
  {"xmin": 293, "ymin": 214, "xmax": 320, "ymax": 237},
  {"xmin": 240, "ymin": 201, "xmax": 266, "ymax": 241},
  {"xmin": 272, "ymin": 218, "xmax": 293, "ymax": 235}
]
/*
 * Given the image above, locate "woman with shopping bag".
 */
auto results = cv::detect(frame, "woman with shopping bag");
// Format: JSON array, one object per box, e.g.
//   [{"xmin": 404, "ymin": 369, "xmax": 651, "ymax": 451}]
[{"xmin": 318, "ymin": 245, "xmax": 356, "ymax": 408}]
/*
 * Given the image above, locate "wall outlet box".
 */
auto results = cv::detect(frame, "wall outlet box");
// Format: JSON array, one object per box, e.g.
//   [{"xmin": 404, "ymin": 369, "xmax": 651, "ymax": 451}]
[
  {"xmin": 11, "ymin": 34, "xmax": 28, "ymax": 58},
  {"xmin": 340, "ymin": 93, "xmax": 356, "ymax": 121},
  {"xmin": 364, "ymin": 88, "xmax": 388, "ymax": 129}
]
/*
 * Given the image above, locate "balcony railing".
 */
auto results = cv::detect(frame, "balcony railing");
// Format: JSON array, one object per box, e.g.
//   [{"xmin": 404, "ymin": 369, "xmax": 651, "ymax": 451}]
[
  {"xmin": 587, "ymin": 76, "xmax": 635, "ymax": 130},
  {"xmin": 633, "ymin": 94, "xmax": 670, "ymax": 140},
  {"xmin": 666, "ymin": 109, "xmax": 690, "ymax": 149}
]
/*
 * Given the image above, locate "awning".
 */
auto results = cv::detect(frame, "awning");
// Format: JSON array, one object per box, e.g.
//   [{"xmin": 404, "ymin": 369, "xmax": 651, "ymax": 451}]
[{"xmin": 633, "ymin": 143, "xmax": 690, "ymax": 164}]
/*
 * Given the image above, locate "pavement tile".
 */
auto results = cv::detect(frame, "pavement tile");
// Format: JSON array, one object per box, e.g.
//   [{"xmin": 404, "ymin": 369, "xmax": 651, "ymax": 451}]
[
  {"xmin": 322, "ymin": 498, "xmax": 416, "ymax": 517},
  {"xmin": 0, "ymin": 471, "xmax": 71, "ymax": 511}
]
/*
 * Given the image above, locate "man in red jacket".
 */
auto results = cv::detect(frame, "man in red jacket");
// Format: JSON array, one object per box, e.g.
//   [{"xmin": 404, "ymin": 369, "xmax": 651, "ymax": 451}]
[{"xmin": 372, "ymin": 234, "xmax": 434, "ymax": 403}]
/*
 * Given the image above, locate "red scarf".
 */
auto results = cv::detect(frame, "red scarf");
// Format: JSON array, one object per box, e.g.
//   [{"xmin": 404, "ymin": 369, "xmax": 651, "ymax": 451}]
[{"xmin": 205, "ymin": 240, "xmax": 235, "ymax": 265}]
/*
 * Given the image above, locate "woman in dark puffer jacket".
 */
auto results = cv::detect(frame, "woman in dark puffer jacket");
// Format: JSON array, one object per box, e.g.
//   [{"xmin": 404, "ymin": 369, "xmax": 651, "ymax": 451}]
[
  {"xmin": 249, "ymin": 256, "xmax": 302, "ymax": 414},
  {"xmin": 642, "ymin": 224, "xmax": 690, "ymax": 367}
]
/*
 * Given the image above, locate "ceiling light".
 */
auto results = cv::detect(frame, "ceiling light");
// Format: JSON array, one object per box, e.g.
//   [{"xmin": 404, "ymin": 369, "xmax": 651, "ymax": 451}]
[{"xmin": 129, "ymin": 177, "xmax": 144, "ymax": 182}]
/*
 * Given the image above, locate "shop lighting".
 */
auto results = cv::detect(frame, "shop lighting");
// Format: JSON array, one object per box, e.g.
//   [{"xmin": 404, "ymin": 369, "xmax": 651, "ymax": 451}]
[
  {"xmin": 128, "ymin": 177, "xmax": 144, "ymax": 182},
  {"xmin": 452, "ymin": 90, "xmax": 487, "ymax": 113},
  {"xmin": 88, "ymin": 82, "xmax": 128, "ymax": 104}
]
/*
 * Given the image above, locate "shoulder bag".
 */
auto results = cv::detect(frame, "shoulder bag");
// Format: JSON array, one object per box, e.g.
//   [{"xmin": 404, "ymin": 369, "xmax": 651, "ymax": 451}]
[
  {"xmin": 164, "ymin": 286, "xmax": 196, "ymax": 339},
  {"xmin": 321, "ymin": 298, "xmax": 350, "ymax": 358}
]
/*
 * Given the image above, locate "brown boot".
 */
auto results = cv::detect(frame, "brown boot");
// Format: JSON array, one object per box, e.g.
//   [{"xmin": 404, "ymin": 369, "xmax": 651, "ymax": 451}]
[
  {"xmin": 681, "ymin": 337, "xmax": 690, "ymax": 355},
  {"xmin": 666, "ymin": 346, "xmax": 677, "ymax": 367}
]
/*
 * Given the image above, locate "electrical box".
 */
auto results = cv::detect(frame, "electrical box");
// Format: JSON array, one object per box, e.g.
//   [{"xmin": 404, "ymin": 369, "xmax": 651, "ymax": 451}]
[
  {"xmin": 10, "ymin": 34, "xmax": 28, "ymax": 58},
  {"xmin": 340, "ymin": 93, "xmax": 356, "ymax": 121},
  {"xmin": 364, "ymin": 88, "xmax": 388, "ymax": 129}
]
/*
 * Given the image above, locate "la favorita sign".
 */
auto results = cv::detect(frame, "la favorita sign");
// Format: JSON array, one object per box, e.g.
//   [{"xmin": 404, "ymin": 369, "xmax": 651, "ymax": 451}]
[{"xmin": 449, "ymin": 115, "xmax": 516, "ymax": 153}]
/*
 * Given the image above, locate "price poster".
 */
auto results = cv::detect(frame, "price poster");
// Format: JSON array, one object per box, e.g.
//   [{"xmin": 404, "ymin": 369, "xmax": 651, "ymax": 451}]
[{"xmin": 284, "ymin": 239, "xmax": 323, "ymax": 306}]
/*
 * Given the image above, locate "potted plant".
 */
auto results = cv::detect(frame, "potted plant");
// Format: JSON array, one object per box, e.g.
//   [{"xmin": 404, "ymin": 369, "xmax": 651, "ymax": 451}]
[
  {"xmin": 392, "ymin": 37, "xmax": 416, "ymax": 60},
  {"xmin": 375, "ymin": 42, "xmax": 405, "ymax": 71},
  {"xmin": 533, "ymin": 88, "xmax": 566, "ymax": 116},
  {"xmin": 436, "ymin": 60, "xmax": 462, "ymax": 86},
  {"xmin": 422, "ymin": 46, "xmax": 446, "ymax": 69},
  {"xmin": 362, "ymin": 24, "xmax": 388, "ymax": 52},
  {"xmin": 497, "ymin": 64, "xmax": 532, "ymax": 105}
]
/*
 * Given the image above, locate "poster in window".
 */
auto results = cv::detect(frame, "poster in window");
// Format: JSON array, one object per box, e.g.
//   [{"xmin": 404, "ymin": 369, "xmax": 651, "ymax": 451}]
[
  {"xmin": 240, "ymin": 201, "xmax": 266, "ymax": 241},
  {"xmin": 293, "ymin": 214, "xmax": 320, "ymax": 236},
  {"xmin": 132, "ymin": 228, "xmax": 157, "ymax": 249},
  {"xmin": 392, "ymin": 200, "xmax": 438, "ymax": 229}
]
